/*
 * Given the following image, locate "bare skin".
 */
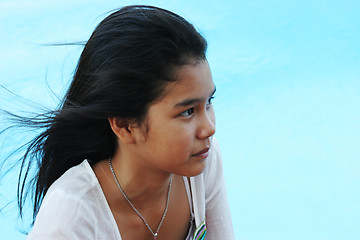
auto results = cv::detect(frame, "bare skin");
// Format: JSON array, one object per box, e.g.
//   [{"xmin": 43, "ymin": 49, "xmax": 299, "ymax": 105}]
[
  {"xmin": 92, "ymin": 60, "xmax": 215, "ymax": 239},
  {"xmin": 93, "ymin": 162, "xmax": 191, "ymax": 240}
]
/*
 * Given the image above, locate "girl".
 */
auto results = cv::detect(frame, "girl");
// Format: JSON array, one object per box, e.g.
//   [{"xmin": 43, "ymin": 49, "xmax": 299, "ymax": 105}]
[{"xmin": 8, "ymin": 5, "xmax": 234, "ymax": 240}]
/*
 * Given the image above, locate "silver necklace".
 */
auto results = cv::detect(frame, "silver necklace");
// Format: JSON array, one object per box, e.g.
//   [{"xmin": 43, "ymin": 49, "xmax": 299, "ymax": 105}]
[{"xmin": 109, "ymin": 159, "xmax": 172, "ymax": 240}]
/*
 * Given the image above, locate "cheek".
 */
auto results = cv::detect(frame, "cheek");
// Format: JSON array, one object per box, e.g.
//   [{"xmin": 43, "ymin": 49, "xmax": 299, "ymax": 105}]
[
  {"xmin": 166, "ymin": 127, "xmax": 193, "ymax": 149},
  {"xmin": 158, "ymin": 124, "xmax": 193, "ymax": 154},
  {"xmin": 158, "ymin": 120, "xmax": 193, "ymax": 139}
]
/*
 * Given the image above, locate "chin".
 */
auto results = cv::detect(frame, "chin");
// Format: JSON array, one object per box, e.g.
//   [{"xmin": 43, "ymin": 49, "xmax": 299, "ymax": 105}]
[{"xmin": 183, "ymin": 163, "xmax": 206, "ymax": 177}]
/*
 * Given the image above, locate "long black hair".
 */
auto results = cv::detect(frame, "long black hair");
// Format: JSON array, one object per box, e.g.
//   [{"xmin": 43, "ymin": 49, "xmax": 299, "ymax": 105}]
[{"xmin": 2, "ymin": 5, "xmax": 207, "ymax": 225}]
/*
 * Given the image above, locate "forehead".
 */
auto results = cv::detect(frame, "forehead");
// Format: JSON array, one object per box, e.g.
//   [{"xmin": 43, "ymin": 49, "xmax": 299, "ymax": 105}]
[{"xmin": 159, "ymin": 60, "xmax": 214, "ymax": 103}]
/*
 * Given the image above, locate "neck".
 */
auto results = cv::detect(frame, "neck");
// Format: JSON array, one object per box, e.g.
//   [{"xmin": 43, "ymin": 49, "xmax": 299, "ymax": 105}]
[{"xmin": 109, "ymin": 149, "xmax": 172, "ymax": 204}]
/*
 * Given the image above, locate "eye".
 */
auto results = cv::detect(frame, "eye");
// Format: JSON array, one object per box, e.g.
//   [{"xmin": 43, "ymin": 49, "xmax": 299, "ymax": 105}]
[
  {"xmin": 179, "ymin": 108, "xmax": 195, "ymax": 117},
  {"xmin": 208, "ymin": 96, "xmax": 215, "ymax": 104},
  {"xmin": 205, "ymin": 96, "xmax": 215, "ymax": 110}
]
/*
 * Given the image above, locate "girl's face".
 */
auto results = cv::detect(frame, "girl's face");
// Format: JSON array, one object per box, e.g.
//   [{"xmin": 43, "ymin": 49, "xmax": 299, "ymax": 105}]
[{"xmin": 134, "ymin": 60, "xmax": 216, "ymax": 177}]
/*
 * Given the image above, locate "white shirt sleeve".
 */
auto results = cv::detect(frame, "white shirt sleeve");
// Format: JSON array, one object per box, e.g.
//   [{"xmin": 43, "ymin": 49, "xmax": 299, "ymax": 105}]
[
  {"xmin": 204, "ymin": 138, "xmax": 235, "ymax": 239},
  {"xmin": 26, "ymin": 189, "xmax": 95, "ymax": 240},
  {"xmin": 26, "ymin": 161, "xmax": 121, "ymax": 240}
]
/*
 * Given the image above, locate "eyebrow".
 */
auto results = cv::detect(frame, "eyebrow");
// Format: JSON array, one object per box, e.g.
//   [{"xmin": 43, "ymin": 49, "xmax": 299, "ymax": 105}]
[{"xmin": 174, "ymin": 87, "xmax": 216, "ymax": 108}]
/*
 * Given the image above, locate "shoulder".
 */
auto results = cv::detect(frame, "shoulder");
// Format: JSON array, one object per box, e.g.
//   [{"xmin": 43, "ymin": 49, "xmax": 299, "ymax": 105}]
[
  {"xmin": 202, "ymin": 137, "xmax": 228, "ymax": 207},
  {"xmin": 49, "ymin": 160, "xmax": 99, "ymax": 196},
  {"xmin": 203, "ymin": 137, "xmax": 223, "ymax": 184},
  {"xmin": 40, "ymin": 160, "xmax": 102, "ymax": 211},
  {"xmin": 27, "ymin": 160, "xmax": 119, "ymax": 239},
  {"xmin": 193, "ymin": 138, "xmax": 235, "ymax": 239},
  {"xmin": 190, "ymin": 137, "xmax": 224, "ymax": 201}
]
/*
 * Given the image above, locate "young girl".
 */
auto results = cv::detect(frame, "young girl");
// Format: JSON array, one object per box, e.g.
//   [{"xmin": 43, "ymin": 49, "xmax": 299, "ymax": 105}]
[{"xmin": 8, "ymin": 5, "xmax": 234, "ymax": 239}]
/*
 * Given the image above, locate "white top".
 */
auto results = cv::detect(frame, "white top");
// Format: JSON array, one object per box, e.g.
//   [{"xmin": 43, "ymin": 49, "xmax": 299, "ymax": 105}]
[{"xmin": 27, "ymin": 138, "xmax": 234, "ymax": 240}]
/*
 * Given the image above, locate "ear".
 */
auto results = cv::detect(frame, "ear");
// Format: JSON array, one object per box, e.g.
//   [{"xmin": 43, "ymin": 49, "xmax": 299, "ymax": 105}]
[{"xmin": 108, "ymin": 117, "xmax": 136, "ymax": 144}]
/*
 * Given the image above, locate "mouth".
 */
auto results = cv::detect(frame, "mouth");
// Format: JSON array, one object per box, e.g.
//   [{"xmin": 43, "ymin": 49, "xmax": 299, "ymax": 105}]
[{"xmin": 192, "ymin": 147, "xmax": 210, "ymax": 159}]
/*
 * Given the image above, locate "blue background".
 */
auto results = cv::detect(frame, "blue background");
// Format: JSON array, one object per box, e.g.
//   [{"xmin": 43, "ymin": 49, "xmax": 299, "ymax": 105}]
[{"xmin": 1, "ymin": 0, "xmax": 360, "ymax": 239}]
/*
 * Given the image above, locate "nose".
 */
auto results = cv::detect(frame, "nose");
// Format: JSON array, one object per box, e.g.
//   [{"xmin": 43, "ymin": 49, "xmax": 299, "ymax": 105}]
[{"xmin": 197, "ymin": 110, "xmax": 216, "ymax": 140}]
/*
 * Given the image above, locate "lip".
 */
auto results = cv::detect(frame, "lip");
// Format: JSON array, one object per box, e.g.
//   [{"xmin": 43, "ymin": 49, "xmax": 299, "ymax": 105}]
[{"xmin": 192, "ymin": 147, "xmax": 210, "ymax": 159}]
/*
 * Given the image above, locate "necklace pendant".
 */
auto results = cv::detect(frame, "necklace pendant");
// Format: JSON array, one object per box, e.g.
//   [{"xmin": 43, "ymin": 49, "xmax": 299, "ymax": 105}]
[{"xmin": 109, "ymin": 159, "xmax": 172, "ymax": 240}]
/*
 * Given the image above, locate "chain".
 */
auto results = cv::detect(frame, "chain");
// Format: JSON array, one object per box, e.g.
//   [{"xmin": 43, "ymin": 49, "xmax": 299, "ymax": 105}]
[{"xmin": 109, "ymin": 159, "xmax": 172, "ymax": 239}]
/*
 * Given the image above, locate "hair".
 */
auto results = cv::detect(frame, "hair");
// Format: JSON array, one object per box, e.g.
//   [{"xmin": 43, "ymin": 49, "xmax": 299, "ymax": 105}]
[{"xmin": 3, "ymin": 5, "xmax": 207, "ymax": 225}]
